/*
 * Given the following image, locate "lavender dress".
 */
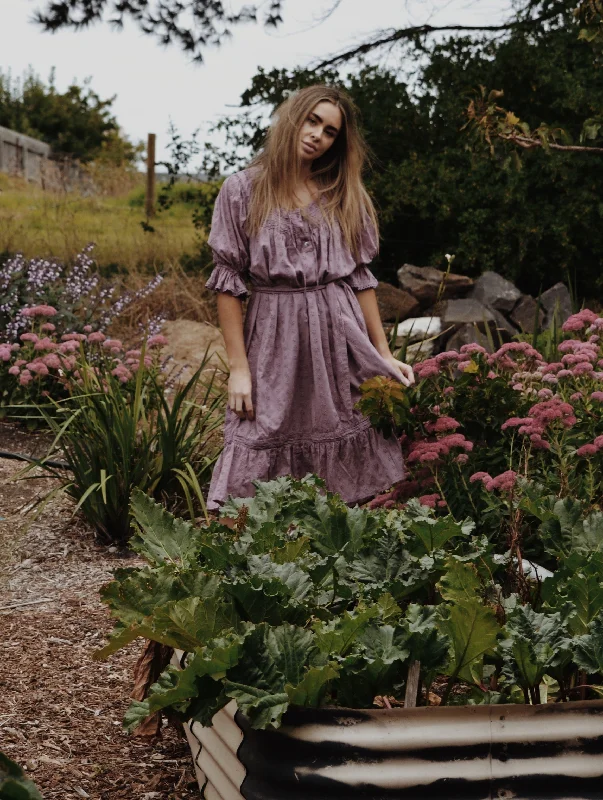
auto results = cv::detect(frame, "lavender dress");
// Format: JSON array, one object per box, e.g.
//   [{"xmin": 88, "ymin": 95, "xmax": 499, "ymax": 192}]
[{"xmin": 205, "ymin": 168, "xmax": 405, "ymax": 509}]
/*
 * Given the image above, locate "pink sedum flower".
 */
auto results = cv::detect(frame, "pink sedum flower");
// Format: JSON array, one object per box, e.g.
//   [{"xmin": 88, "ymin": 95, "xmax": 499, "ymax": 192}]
[
  {"xmin": 576, "ymin": 443, "xmax": 599, "ymax": 457},
  {"xmin": 591, "ymin": 392, "xmax": 603, "ymax": 402},
  {"xmin": 146, "ymin": 334, "xmax": 168, "ymax": 348},
  {"xmin": 21, "ymin": 304, "xmax": 57, "ymax": 318},
  {"xmin": 87, "ymin": 331, "xmax": 106, "ymax": 344}
]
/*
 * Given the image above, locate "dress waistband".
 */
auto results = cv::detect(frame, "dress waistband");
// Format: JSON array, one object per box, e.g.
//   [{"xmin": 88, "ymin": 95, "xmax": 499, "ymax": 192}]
[{"xmin": 251, "ymin": 281, "xmax": 343, "ymax": 294}]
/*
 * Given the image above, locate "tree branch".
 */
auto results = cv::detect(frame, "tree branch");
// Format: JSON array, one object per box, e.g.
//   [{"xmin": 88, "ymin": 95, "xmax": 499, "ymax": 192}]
[{"xmin": 311, "ymin": 8, "xmax": 567, "ymax": 69}]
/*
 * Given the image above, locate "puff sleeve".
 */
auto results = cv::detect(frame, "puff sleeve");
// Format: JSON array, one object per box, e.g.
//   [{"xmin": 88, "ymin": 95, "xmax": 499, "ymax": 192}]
[
  {"xmin": 345, "ymin": 213, "xmax": 379, "ymax": 292},
  {"xmin": 205, "ymin": 173, "xmax": 250, "ymax": 299}
]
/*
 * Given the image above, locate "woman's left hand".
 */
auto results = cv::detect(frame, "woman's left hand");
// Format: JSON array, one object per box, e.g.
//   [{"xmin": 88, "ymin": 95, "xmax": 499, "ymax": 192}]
[{"xmin": 382, "ymin": 354, "xmax": 415, "ymax": 387}]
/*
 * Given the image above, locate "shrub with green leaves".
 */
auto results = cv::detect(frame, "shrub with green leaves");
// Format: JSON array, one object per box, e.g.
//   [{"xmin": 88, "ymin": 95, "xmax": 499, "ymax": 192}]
[
  {"xmin": 97, "ymin": 475, "xmax": 603, "ymax": 733},
  {"xmin": 37, "ymin": 346, "xmax": 226, "ymax": 544}
]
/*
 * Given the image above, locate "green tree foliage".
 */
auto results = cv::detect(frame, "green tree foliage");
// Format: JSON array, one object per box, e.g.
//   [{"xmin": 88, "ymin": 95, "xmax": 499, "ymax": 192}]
[
  {"xmin": 204, "ymin": 3, "xmax": 603, "ymax": 298},
  {"xmin": 0, "ymin": 68, "xmax": 141, "ymax": 165}
]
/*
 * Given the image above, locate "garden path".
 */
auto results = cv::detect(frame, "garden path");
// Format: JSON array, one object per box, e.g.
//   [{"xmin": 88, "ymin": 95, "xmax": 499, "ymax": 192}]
[{"xmin": 0, "ymin": 424, "xmax": 197, "ymax": 799}]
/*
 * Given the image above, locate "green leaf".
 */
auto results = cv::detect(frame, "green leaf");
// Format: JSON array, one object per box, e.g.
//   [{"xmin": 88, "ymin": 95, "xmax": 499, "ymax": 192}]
[
  {"xmin": 0, "ymin": 752, "xmax": 43, "ymax": 800},
  {"xmin": 403, "ymin": 604, "xmax": 450, "ymax": 678},
  {"xmin": 314, "ymin": 607, "xmax": 379, "ymax": 657},
  {"xmin": 265, "ymin": 624, "xmax": 317, "ymax": 687},
  {"xmin": 337, "ymin": 623, "xmax": 410, "ymax": 707},
  {"xmin": 150, "ymin": 593, "xmax": 238, "ymax": 651},
  {"xmin": 376, "ymin": 592, "xmax": 402, "ymax": 622},
  {"xmin": 437, "ymin": 559, "xmax": 481, "ymax": 605},
  {"xmin": 285, "ymin": 664, "xmax": 339, "ymax": 707},
  {"xmin": 438, "ymin": 598, "xmax": 500, "ymax": 685},
  {"xmin": 410, "ymin": 516, "xmax": 472, "ymax": 555},
  {"xmin": 573, "ymin": 612, "xmax": 603, "ymax": 675},
  {"xmin": 124, "ymin": 634, "xmax": 245, "ymax": 732},
  {"xmin": 129, "ymin": 488, "xmax": 203, "ymax": 568},
  {"xmin": 501, "ymin": 606, "xmax": 573, "ymax": 691},
  {"xmin": 224, "ymin": 682, "xmax": 290, "ymax": 729},
  {"xmin": 544, "ymin": 553, "xmax": 603, "ymax": 635},
  {"xmin": 222, "ymin": 624, "xmax": 295, "ymax": 729}
]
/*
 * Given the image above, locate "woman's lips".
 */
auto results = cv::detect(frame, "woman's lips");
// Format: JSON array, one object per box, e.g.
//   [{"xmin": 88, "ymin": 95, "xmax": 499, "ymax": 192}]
[{"xmin": 302, "ymin": 141, "xmax": 317, "ymax": 153}]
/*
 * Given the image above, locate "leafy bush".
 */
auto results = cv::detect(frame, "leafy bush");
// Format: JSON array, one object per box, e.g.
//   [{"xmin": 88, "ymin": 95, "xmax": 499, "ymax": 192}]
[
  {"xmin": 362, "ymin": 308, "xmax": 603, "ymax": 556},
  {"xmin": 0, "ymin": 309, "xmax": 168, "ymax": 427},
  {"xmin": 96, "ymin": 474, "xmax": 603, "ymax": 733},
  {"xmin": 38, "ymin": 344, "xmax": 226, "ymax": 544}
]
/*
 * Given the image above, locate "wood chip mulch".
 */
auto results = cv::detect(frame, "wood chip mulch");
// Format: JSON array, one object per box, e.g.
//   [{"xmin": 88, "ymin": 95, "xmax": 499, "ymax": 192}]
[{"xmin": 0, "ymin": 424, "xmax": 199, "ymax": 799}]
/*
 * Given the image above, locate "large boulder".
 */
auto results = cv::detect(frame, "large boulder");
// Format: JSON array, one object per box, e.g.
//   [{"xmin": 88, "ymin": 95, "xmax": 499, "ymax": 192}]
[
  {"xmin": 161, "ymin": 319, "xmax": 228, "ymax": 383},
  {"xmin": 438, "ymin": 298, "xmax": 495, "ymax": 328},
  {"xmin": 446, "ymin": 323, "xmax": 495, "ymax": 353},
  {"xmin": 540, "ymin": 282, "xmax": 572, "ymax": 328},
  {"xmin": 470, "ymin": 271, "xmax": 522, "ymax": 314},
  {"xmin": 510, "ymin": 296, "xmax": 545, "ymax": 332},
  {"xmin": 397, "ymin": 264, "xmax": 473, "ymax": 306},
  {"xmin": 375, "ymin": 282, "xmax": 420, "ymax": 322},
  {"xmin": 393, "ymin": 316, "xmax": 442, "ymax": 346}
]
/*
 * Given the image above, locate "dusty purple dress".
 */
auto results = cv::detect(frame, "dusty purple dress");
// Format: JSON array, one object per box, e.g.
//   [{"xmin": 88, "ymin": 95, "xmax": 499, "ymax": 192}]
[{"xmin": 205, "ymin": 168, "xmax": 405, "ymax": 509}]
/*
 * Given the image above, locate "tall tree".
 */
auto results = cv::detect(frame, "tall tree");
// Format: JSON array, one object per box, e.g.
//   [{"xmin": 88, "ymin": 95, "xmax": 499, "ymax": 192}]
[
  {"xmin": 0, "ymin": 68, "xmax": 141, "ymax": 164},
  {"xmin": 200, "ymin": 3, "xmax": 603, "ymax": 299}
]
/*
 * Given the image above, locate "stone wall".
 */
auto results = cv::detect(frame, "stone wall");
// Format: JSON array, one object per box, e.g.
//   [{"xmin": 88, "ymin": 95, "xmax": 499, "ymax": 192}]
[{"xmin": 377, "ymin": 266, "xmax": 573, "ymax": 361}]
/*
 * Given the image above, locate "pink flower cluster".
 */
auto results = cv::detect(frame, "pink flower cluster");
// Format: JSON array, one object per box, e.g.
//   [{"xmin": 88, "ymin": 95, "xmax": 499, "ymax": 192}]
[
  {"xmin": 1, "ymin": 306, "xmax": 168, "ymax": 392},
  {"xmin": 501, "ymin": 397, "xmax": 576, "ymax": 450},
  {"xmin": 470, "ymin": 470, "xmax": 518, "ymax": 493},
  {"xmin": 561, "ymin": 309, "xmax": 600, "ymax": 332},
  {"xmin": 576, "ymin": 436, "xmax": 603, "ymax": 458},
  {"xmin": 407, "ymin": 432, "xmax": 473, "ymax": 465}
]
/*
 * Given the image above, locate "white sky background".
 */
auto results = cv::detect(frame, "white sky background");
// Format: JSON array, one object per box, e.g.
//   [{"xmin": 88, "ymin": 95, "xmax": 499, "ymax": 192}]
[{"xmin": 2, "ymin": 0, "xmax": 510, "ymax": 166}]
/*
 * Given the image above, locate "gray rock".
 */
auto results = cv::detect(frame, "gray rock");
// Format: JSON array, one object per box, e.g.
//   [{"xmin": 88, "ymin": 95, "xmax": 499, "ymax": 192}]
[
  {"xmin": 393, "ymin": 316, "xmax": 442, "ymax": 345},
  {"xmin": 404, "ymin": 340, "xmax": 435, "ymax": 363},
  {"xmin": 397, "ymin": 264, "xmax": 473, "ymax": 306},
  {"xmin": 510, "ymin": 295, "xmax": 545, "ymax": 332},
  {"xmin": 470, "ymin": 271, "xmax": 522, "ymax": 313},
  {"xmin": 375, "ymin": 281, "xmax": 420, "ymax": 323},
  {"xmin": 491, "ymin": 309, "xmax": 518, "ymax": 344},
  {"xmin": 540, "ymin": 282, "xmax": 572, "ymax": 328},
  {"xmin": 439, "ymin": 298, "xmax": 495, "ymax": 328},
  {"xmin": 445, "ymin": 323, "xmax": 496, "ymax": 353}
]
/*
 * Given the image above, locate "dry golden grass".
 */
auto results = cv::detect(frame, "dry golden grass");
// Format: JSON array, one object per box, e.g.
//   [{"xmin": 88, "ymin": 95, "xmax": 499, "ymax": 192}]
[
  {"xmin": 0, "ymin": 170, "xmax": 203, "ymax": 271},
  {"xmin": 110, "ymin": 259, "xmax": 219, "ymax": 344}
]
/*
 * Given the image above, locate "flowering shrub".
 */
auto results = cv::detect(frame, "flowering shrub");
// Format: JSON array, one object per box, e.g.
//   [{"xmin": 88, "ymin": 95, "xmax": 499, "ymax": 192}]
[
  {"xmin": 0, "ymin": 304, "xmax": 166, "ymax": 426},
  {"xmin": 0, "ymin": 245, "xmax": 164, "ymax": 342},
  {"xmin": 359, "ymin": 308, "xmax": 603, "ymax": 557}
]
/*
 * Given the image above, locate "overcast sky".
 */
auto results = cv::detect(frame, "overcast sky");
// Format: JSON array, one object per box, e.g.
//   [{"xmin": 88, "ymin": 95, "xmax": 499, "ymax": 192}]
[{"xmin": 2, "ymin": 0, "xmax": 510, "ymax": 163}]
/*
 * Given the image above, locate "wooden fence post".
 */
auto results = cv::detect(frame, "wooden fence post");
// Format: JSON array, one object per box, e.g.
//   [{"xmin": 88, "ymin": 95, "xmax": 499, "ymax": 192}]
[{"xmin": 146, "ymin": 133, "xmax": 156, "ymax": 218}]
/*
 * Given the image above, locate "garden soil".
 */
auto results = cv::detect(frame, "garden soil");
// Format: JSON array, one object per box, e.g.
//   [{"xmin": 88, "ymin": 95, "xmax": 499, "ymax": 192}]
[{"xmin": 0, "ymin": 423, "xmax": 198, "ymax": 799}]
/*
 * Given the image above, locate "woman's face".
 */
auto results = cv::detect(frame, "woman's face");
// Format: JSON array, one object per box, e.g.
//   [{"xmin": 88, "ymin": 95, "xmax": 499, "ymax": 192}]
[{"xmin": 299, "ymin": 100, "xmax": 342, "ymax": 164}]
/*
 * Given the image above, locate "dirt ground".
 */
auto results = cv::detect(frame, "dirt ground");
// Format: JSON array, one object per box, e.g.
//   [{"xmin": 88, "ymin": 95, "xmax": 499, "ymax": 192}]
[{"xmin": 0, "ymin": 423, "xmax": 199, "ymax": 799}]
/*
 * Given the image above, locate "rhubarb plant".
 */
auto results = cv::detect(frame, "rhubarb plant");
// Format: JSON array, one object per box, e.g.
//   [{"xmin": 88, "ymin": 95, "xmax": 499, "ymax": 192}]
[{"xmin": 97, "ymin": 475, "xmax": 603, "ymax": 732}]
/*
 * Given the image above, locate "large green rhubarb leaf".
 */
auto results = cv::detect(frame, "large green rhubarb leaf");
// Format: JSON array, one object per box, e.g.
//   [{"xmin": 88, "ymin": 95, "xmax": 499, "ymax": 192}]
[
  {"xmin": 337, "ymin": 624, "xmax": 410, "ymax": 707},
  {"xmin": 124, "ymin": 634, "xmax": 246, "ymax": 732},
  {"xmin": 501, "ymin": 605, "xmax": 573, "ymax": 692},
  {"xmin": 573, "ymin": 611, "xmax": 603, "ymax": 675},
  {"xmin": 129, "ymin": 489, "xmax": 204, "ymax": 568},
  {"xmin": 544, "ymin": 553, "xmax": 603, "ymax": 635},
  {"xmin": 437, "ymin": 560, "xmax": 499, "ymax": 685},
  {"xmin": 285, "ymin": 664, "xmax": 339, "ymax": 707},
  {"xmin": 314, "ymin": 607, "xmax": 379, "ymax": 657},
  {"xmin": 409, "ymin": 516, "xmax": 474, "ymax": 556}
]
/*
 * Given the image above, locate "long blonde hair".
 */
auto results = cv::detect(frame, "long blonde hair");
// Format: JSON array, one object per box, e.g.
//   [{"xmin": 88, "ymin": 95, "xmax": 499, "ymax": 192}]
[{"xmin": 246, "ymin": 85, "xmax": 379, "ymax": 260}]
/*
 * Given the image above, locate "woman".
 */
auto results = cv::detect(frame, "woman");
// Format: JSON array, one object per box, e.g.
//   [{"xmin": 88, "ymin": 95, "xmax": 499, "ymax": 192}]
[{"xmin": 205, "ymin": 84, "xmax": 414, "ymax": 511}]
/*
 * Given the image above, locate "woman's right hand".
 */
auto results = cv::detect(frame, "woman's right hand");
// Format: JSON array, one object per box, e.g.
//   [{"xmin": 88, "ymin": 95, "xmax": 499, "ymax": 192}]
[{"xmin": 228, "ymin": 366, "xmax": 255, "ymax": 420}]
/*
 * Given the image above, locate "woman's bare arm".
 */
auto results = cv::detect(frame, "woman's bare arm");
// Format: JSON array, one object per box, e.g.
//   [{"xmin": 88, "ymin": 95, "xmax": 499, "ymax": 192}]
[
  {"xmin": 216, "ymin": 293, "xmax": 254, "ymax": 420},
  {"xmin": 355, "ymin": 288, "xmax": 415, "ymax": 387}
]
